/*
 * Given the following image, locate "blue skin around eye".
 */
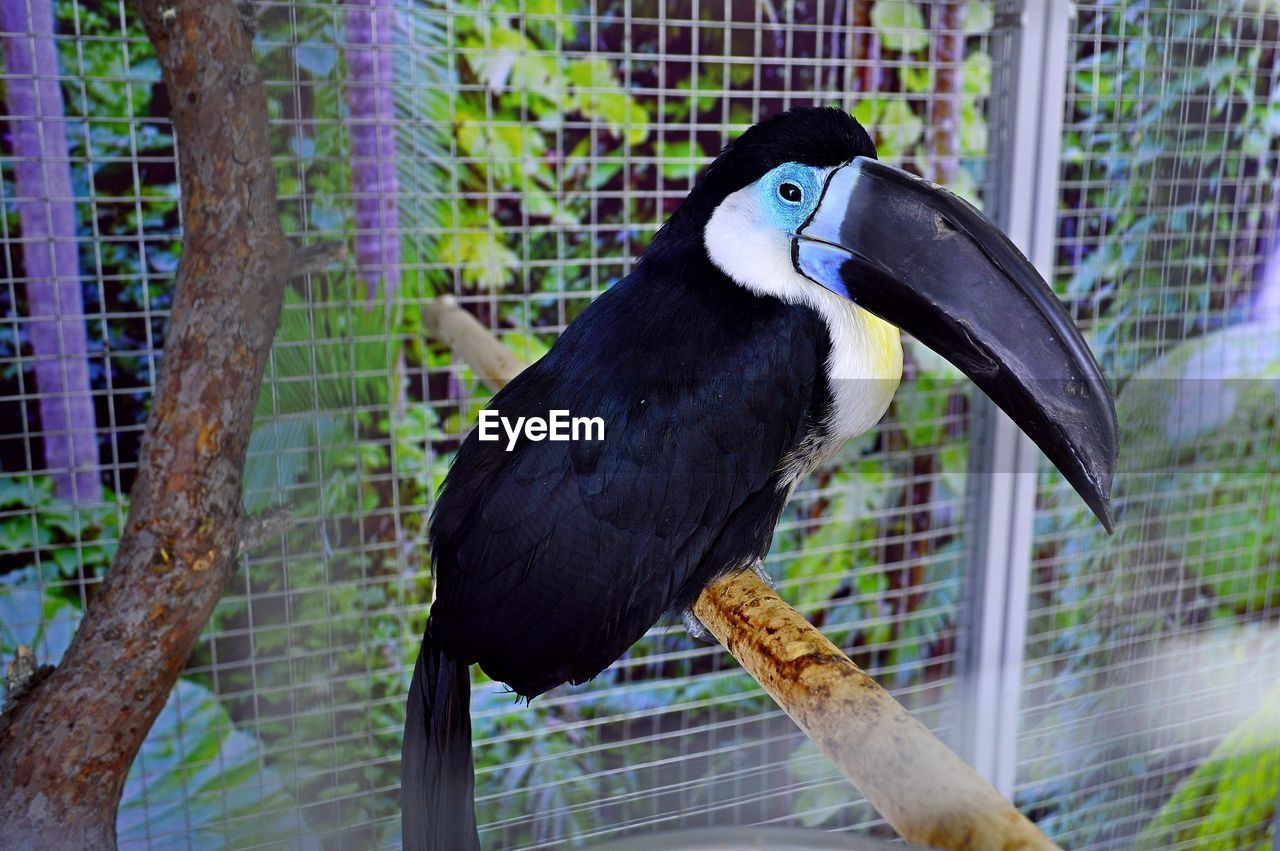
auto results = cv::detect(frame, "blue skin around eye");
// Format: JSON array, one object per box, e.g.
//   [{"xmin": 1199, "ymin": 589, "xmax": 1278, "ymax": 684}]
[{"xmin": 760, "ymin": 163, "xmax": 826, "ymax": 234}]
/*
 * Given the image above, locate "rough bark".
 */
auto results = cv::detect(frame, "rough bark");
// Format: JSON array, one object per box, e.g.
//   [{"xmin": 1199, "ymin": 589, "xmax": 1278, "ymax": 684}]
[
  {"xmin": 345, "ymin": 0, "xmax": 400, "ymax": 301},
  {"xmin": 926, "ymin": 3, "xmax": 966, "ymax": 185},
  {"xmin": 1, "ymin": 0, "xmax": 101, "ymax": 504},
  {"xmin": 421, "ymin": 296, "xmax": 1061, "ymax": 850},
  {"xmin": 0, "ymin": 1, "xmax": 291, "ymax": 846}
]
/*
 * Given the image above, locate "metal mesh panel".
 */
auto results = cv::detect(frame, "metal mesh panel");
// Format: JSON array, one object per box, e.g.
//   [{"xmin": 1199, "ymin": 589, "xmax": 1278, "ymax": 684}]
[
  {"xmin": 1, "ymin": 1, "xmax": 1002, "ymax": 846},
  {"xmin": 7, "ymin": 1, "xmax": 1276, "ymax": 850},
  {"xmin": 1018, "ymin": 3, "xmax": 1280, "ymax": 849}
]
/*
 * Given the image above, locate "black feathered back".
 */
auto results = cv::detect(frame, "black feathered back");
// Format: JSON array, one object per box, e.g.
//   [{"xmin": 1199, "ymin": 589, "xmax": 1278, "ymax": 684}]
[
  {"xmin": 404, "ymin": 108, "xmax": 875, "ymax": 848},
  {"xmin": 428, "ymin": 271, "xmax": 832, "ymax": 697}
]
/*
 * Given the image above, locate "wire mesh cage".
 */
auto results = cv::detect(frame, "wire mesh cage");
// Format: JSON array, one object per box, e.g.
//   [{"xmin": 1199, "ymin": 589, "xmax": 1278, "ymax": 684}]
[{"xmin": 0, "ymin": 0, "xmax": 1276, "ymax": 849}]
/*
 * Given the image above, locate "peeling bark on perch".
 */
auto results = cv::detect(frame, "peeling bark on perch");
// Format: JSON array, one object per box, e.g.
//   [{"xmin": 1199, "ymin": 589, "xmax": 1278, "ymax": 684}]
[{"xmin": 421, "ymin": 295, "xmax": 1061, "ymax": 851}]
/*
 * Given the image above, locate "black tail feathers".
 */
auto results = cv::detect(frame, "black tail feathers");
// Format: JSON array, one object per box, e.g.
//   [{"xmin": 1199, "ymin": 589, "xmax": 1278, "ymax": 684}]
[{"xmin": 402, "ymin": 621, "xmax": 478, "ymax": 851}]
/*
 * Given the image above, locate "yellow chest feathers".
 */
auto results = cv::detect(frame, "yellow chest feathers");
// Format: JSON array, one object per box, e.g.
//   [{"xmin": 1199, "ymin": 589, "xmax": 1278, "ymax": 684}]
[{"xmin": 817, "ymin": 292, "xmax": 903, "ymax": 443}]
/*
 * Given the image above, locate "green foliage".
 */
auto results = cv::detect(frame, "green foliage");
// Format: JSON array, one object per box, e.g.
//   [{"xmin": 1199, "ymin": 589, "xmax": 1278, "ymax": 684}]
[
  {"xmin": 0, "ymin": 475, "xmax": 121, "ymax": 588},
  {"xmin": 1021, "ymin": 320, "xmax": 1280, "ymax": 843},
  {"xmin": 849, "ymin": 1, "xmax": 993, "ymax": 202},
  {"xmin": 197, "ymin": 279, "xmax": 426, "ymax": 841},
  {"xmin": 1135, "ymin": 684, "xmax": 1279, "ymax": 850},
  {"xmin": 0, "ymin": 3, "xmax": 181, "ymax": 449},
  {"xmin": 0, "ymin": 565, "xmax": 303, "ymax": 850},
  {"xmin": 871, "ymin": 0, "xmax": 930, "ymax": 54},
  {"xmin": 0, "ymin": 563, "xmax": 80, "ymax": 666},
  {"xmin": 440, "ymin": 4, "xmax": 651, "ymax": 292},
  {"xmin": 1113, "ymin": 322, "xmax": 1280, "ymax": 611},
  {"xmin": 35, "ymin": 0, "xmax": 1274, "ymax": 846},
  {"xmin": 118, "ymin": 680, "xmax": 316, "ymax": 850},
  {"xmin": 245, "ymin": 282, "xmax": 403, "ymax": 512},
  {"xmin": 1018, "ymin": 4, "xmax": 1280, "ymax": 843},
  {"xmin": 1057, "ymin": 2, "xmax": 1280, "ymax": 379}
]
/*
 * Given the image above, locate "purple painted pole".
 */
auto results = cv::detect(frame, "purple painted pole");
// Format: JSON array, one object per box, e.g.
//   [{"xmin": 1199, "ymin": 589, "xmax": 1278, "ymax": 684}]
[
  {"xmin": 2, "ymin": 0, "xmax": 100, "ymax": 503},
  {"xmin": 345, "ymin": 0, "xmax": 400, "ymax": 302}
]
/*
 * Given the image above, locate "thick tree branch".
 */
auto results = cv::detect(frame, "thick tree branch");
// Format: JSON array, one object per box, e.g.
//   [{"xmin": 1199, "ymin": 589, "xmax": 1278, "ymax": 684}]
[
  {"xmin": 0, "ymin": 2, "xmax": 291, "ymax": 846},
  {"xmin": 421, "ymin": 296, "xmax": 1061, "ymax": 851}
]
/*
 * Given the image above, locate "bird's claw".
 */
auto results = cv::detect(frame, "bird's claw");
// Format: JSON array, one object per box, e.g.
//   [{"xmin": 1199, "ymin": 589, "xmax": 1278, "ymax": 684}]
[
  {"xmin": 682, "ymin": 608, "xmax": 717, "ymax": 645},
  {"xmin": 681, "ymin": 561, "xmax": 774, "ymax": 645},
  {"xmin": 746, "ymin": 560, "xmax": 776, "ymax": 589}
]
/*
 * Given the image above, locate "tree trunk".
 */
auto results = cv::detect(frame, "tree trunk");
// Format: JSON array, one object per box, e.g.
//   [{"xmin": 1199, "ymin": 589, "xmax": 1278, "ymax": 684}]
[
  {"xmin": 345, "ymin": 0, "xmax": 400, "ymax": 301},
  {"xmin": 926, "ymin": 3, "xmax": 966, "ymax": 185},
  {"xmin": 1, "ymin": 0, "xmax": 101, "ymax": 504},
  {"xmin": 0, "ymin": 1, "xmax": 292, "ymax": 846}
]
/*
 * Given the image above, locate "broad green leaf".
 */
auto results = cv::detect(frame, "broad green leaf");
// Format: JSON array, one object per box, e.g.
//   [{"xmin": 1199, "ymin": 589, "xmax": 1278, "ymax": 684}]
[
  {"xmin": 854, "ymin": 97, "xmax": 923, "ymax": 158},
  {"xmin": 959, "ymin": 101, "xmax": 988, "ymax": 155},
  {"xmin": 901, "ymin": 64, "xmax": 933, "ymax": 94},
  {"xmin": 657, "ymin": 138, "xmax": 704, "ymax": 181},
  {"xmin": 118, "ymin": 679, "xmax": 317, "ymax": 849},
  {"xmin": 964, "ymin": 0, "xmax": 994, "ymax": 34},
  {"xmin": 1134, "ymin": 684, "xmax": 1279, "ymax": 850},
  {"xmin": 442, "ymin": 225, "xmax": 520, "ymax": 290},
  {"xmin": 871, "ymin": 0, "xmax": 929, "ymax": 54},
  {"xmin": 567, "ymin": 58, "xmax": 651, "ymax": 144},
  {"xmin": 963, "ymin": 51, "xmax": 992, "ymax": 97}
]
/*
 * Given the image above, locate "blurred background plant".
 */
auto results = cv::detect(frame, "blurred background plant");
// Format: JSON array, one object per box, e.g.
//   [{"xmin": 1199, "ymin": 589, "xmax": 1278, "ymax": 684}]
[{"xmin": 1, "ymin": 0, "xmax": 1277, "ymax": 848}]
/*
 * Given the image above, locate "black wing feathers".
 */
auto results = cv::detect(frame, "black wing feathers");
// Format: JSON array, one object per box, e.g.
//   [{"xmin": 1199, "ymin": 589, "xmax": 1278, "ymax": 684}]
[{"xmin": 428, "ymin": 270, "xmax": 828, "ymax": 698}]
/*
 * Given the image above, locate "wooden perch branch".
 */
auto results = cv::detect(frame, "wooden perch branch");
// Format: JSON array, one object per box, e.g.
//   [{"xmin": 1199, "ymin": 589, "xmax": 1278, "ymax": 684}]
[
  {"xmin": 695, "ymin": 572, "xmax": 1056, "ymax": 850},
  {"xmin": 422, "ymin": 295, "xmax": 526, "ymax": 391},
  {"xmin": 0, "ymin": 1, "xmax": 292, "ymax": 845},
  {"xmin": 422, "ymin": 296, "xmax": 1061, "ymax": 851}
]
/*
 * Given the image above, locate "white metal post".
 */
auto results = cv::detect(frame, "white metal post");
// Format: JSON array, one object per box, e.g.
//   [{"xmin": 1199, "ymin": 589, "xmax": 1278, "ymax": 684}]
[{"xmin": 956, "ymin": 0, "xmax": 1074, "ymax": 798}]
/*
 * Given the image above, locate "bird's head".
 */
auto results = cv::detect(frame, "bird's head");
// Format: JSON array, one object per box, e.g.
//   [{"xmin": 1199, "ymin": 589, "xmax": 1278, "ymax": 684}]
[{"xmin": 655, "ymin": 107, "xmax": 1119, "ymax": 531}]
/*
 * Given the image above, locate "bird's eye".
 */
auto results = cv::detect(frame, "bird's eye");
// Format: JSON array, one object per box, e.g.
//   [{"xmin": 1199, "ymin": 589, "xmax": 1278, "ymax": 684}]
[{"xmin": 778, "ymin": 182, "xmax": 803, "ymax": 204}]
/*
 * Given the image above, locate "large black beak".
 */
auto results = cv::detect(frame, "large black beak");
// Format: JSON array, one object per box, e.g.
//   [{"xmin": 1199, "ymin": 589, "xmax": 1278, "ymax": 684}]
[{"xmin": 794, "ymin": 158, "xmax": 1118, "ymax": 532}]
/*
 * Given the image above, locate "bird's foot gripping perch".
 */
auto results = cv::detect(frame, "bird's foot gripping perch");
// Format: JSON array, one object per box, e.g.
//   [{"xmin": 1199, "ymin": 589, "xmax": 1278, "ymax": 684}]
[{"xmin": 683, "ymin": 561, "xmax": 775, "ymax": 645}]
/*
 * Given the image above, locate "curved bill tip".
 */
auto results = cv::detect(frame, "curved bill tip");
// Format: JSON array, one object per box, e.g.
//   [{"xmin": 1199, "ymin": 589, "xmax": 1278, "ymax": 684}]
[
  {"xmin": 1080, "ymin": 469, "xmax": 1116, "ymax": 535},
  {"xmin": 1098, "ymin": 503, "xmax": 1116, "ymax": 535},
  {"xmin": 793, "ymin": 157, "xmax": 1120, "ymax": 534}
]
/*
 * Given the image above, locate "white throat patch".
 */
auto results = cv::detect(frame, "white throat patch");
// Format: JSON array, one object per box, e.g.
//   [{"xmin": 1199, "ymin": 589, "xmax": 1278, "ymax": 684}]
[{"xmin": 704, "ymin": 178, "xmax": 905, "ymax": 482}]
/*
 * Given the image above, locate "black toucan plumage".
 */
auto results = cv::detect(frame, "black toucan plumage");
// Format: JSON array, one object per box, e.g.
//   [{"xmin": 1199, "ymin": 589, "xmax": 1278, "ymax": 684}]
[{"xmin": 402, "ymin": 108, "xmax": 1118, "ymax": 850}]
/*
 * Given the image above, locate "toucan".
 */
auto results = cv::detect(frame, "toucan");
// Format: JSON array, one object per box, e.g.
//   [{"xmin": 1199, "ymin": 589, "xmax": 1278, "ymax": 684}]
[{"xmin": 402, "ymin": 107, "xmax": 1118, "ymax": 850}]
